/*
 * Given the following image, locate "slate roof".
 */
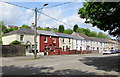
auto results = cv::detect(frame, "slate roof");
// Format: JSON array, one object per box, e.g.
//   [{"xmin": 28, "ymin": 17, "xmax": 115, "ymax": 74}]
[
  {"xmin": 54, "ymin": 33, "xmax": 74, "ymax": 38},
  {"xmin": 77, "ymin": 33, "xmax": 92, "ymax": 40},
  {"xmin": 3, "ymin": 28, "xmax": 35, "ymax": 36},
  {"xmin": 90, "ymin": 37, "xmax": 110, "ymax": 43},
  {"xmin": 37, "ymin": 30, "xmax": 58, "ymax": 36},
  {"xmin": 3, "ymin": 28, "xmax": 112, "ymax": 43}
]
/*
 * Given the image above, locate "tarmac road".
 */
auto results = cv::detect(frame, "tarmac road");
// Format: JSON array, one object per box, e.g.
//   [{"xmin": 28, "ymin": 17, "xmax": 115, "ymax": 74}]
[{"xmin": 1, "ymin": 54, "xmax": 119, "ymax": 76}]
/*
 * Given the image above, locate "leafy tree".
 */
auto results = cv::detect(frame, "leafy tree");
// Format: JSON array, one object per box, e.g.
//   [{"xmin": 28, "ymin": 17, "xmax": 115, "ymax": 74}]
[
  {"xmin": 37, "ymin": 27, "xmax": 51, "ymax": 31},
  {"xmin": 106, "ymin": 34, "xmax": 111, "ymax": 39},
  {"xmin": 1, "ymin": 22, "xmax": 8, "ymax": 33},
  {"xmin": 73, "ymin": 24, "xmax": 78, "ymax": 32},
  {"xmin": 83, "ymin": 28, "xmax": 91, "ymax": 36},
  {"xmin": 43, "ymin": 28, "xmax": 51, "ymax": 31},
  {"xmin": 59, "ymin": 25, "xmax": 64, "ymax": 33},
  {"xmin": 53, "ymin": 28, "xmax": 59, "ymax": 32},
  {"xmin": 64, "ymin": 29, "xmax": 73, "ymax": 34},
  {"xmin": 97, "ymin": 32, "xmax": 107, "ymax": 39},
  {"xmin": 0, "ymin": 36, "xmax": 2, "ymax": 45},
  {"xmin": 76, "ymin": 28, "xmax": 85, "ymax": 34},
  {"xmin": 89, "ymin": 31, "xmax": 98, "ymax": 37},
  {"xmin": 37, "ymin": 28, "xmax": 43, "ymax": 30},
  {"xmin": 9, "ymin": 40, "xmax": 21, "ymax": 45},
  {"xmin": 20, "ymin": 24, "xmax": 31, "ymax": 29},
  {"xmin": 78, "ymin": 2, "xmax": 120, "ymax": 36},
  {"xmin": 8, "ymin": 27, "xmax": 18, "ymax": 32}
]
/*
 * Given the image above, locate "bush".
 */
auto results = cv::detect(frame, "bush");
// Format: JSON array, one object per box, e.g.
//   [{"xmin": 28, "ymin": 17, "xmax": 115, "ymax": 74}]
[{"xmin": 9, "ymin": 40, "xmax": 21, "ymax": 45}]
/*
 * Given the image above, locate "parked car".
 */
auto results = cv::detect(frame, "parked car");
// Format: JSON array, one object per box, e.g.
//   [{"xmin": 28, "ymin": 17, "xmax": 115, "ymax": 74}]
[
  {"xmin": 116, "ymin": 50, "xmax": 120, "ymax": 53},
  {"xmin": 103, "ymin": 50, "xmax": 111, "ymax": 54},
  {"xmin": 110, "ymin": 50, "xmax": 116, "ymax": 54}
]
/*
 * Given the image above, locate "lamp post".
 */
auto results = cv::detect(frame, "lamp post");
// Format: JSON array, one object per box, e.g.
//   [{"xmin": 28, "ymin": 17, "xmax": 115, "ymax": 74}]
[{"xmin": 34, "ymin": 4, "xmax": 48, "ymax": 59}]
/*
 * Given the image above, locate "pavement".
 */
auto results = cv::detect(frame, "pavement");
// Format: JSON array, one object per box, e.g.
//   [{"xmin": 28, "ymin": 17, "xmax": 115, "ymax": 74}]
[{"xmin": 0, "ymin": 53, "xmax": 120, "ymax": 76}]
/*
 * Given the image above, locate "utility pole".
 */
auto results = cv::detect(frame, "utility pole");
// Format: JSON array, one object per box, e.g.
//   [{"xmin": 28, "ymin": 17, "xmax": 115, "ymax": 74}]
[
  {"xmin": 34, "ymin": 8, "xmax": 37, "ymax": 59},
  {"xmin": 34, "ymin": 4, "xmax": 48, "ymax": 59}
]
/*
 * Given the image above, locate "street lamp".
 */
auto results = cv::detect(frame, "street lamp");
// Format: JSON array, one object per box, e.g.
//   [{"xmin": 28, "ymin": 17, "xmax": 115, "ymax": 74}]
[{"xmin": 33, "ymin": 3, "xmax": 48, "ymax": 59}]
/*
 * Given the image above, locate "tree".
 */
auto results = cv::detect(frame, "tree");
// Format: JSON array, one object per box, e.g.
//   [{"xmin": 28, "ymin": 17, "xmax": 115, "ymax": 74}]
[
  {"xmin": 78, "ymin": 2, "xmax": 120, "ymax": 36},
  {"xmin": 97, "ymin": 32, "xmax": 107, "ymax": 39},
  {"xmin": 54, "ymin": 28, "xmax": 59, "ymax": 32},
  {"xmin": 106, "ymin": 34, "xmax": 111, "ymax": 39},
  {"xmin": 83, "ymin": 28, "xmax": 91, "ymax": 36},
  {"xmin": 76, "ymin": 28, "xmax": 85, "ymax": 34},
  {"xmin": 20, "ymin": 24, "xmax": 31, "ymax": 29},
  {"xmin": 89, "ymin": 31, "xmax": 98, "ymax": 37},
  {"xmin": 73, "ymin": 24, "xmax": 78, "ymax": 32},
  {"xmin": 1, "ymin": 22, "xmax": 8, "ymax": 33},
  {"xmin": 8, "ymin": 27, "xmax": 18, "ymax": 32},
  {"xmin": 64, "ymin": 29, "xmax": 73, "ymax": 34},
  {"xmin": 59, "ymin": 25, "xmax": 64, "ymax": 33},
  {"xmin": 9, "ymin": 40, "xmax": 21, "ymax": 45}
]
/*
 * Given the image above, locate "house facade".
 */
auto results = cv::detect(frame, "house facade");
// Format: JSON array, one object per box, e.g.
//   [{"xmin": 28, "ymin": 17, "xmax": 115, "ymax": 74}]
[
  {"xmin": 2, "ymin": 28, "xmax": 41, "ymax": 55},
  {"xmin": 71, "ymin": 32, "xmax": 93, "ymax": 51},
  {"xmin": 37, "ymin": 30, "xmax": 59, "ymax": 55},
  {"xmin": 2, "ymin": 28, "xmax": 119, "ymax": 56},
  {"xmin": 54, "ymin": 33, "xmax": 73, "ymax": 51}
]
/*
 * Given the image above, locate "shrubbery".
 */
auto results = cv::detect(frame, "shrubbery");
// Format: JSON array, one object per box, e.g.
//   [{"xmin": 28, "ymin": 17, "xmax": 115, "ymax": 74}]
[{"xmin": 9, "ymin": 40, "xmax": 21, "ymax": 45}]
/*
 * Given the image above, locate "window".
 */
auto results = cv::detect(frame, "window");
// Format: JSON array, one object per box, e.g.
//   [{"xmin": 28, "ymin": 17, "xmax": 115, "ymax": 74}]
[
  {"xmin": 69, "ymin": 38, "xmax": 71, "ymax": 43},
  {"xmin": 54, "ymin": 45, "xmax": 56, "ymax": 49},
  {"xmin": 66, "ymin": 46, "xmax": 68, "ymax": 49},
  {"xmin": 52, "ymin": 38, "xmax": 56, "ymax": 43},
  {"xmin": 76, "ymin": 40, "xmax": 78, "ymax": 45},
  {"xmin": 80, "ymin": 47, "xmax": 82, "ymax": 50},
  {"xmin": 44, "ymin": 45, "xmax": 48, "ymax": 50},
  {"xmin": 20, "ymin": 35, "xmax": 24, "ymax": 42},
  {"xmin": 76, "ymin": 46, "xmax": 78, "ymax": 49},
  {"xmin": 63, "ymin": 38, "xmax": 64, "ymax": 43},
  {"xmin": 48, "ymin": 45, "xmax": 52, "ymax": 50},
  {"xmin": 44, "ymin": 36, "xmax": 48, "ymax": 43}
]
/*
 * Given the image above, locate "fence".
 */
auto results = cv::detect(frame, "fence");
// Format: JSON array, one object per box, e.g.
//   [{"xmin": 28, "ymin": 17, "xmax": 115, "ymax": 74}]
[{"xmin": 2, "ymin": 45, "xmax": 26, "ymax": 57}]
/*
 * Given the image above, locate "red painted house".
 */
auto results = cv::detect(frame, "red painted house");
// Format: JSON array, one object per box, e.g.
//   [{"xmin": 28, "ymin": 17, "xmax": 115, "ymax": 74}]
[
  {"xmin": 37, "ymin": 30, "xmax": 61, "ymax": 55},
  {"xmin": 40, "ymin": 35, "xmax": 60, "ymax": 55}
]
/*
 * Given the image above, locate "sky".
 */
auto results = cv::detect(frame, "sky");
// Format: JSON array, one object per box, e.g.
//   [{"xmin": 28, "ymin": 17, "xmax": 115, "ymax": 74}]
[{"xmin": 0, "ymin": 1, "xmax": 116, "ymax": 38}]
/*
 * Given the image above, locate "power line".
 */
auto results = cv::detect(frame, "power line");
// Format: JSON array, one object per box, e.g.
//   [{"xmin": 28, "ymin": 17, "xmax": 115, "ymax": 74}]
[
  {"xmin": 38, "ymin": 11, "xmax": 73, "ymax": 27},
  {"xmin": 38, "ymin": 0, "xmax": 80, "ymax": 10},
  {"xmin": 24, "ymin": 12, "xmax": 34, "ymax": 25},
  {"xmin": 1, "ymin": 1, "xmax": 34, "ymax": 10},
  {"xmin": 38, "ymin": 2, "xmax": 72, "ymax": 10},
  {"xmin": 2, "ymin": 1, "xmax": 74, "ymax": 27}
]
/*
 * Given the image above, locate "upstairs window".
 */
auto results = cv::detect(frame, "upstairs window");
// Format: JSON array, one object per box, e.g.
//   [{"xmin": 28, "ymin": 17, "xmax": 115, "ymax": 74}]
[
  {"xmin": 20, "ymin": 35, "xmax": 24, "ymax": 42},
  {"xmin": 63, "ymin": 38, "xmax": 64, "ymax": 43},
  {"xmin": 69, "ymin": 38, "xmax": 71, "ymax": 43},
  {"xmin": 52, "ymin": 38, "xmax": 56, "ymax": 43},
  {"xmin": 44, "ymin": 36, "xmax": 48, "ymax": 43},
  {"xmin": 76, "ymin": 40, "xmax": 78, "ymax": 45}
]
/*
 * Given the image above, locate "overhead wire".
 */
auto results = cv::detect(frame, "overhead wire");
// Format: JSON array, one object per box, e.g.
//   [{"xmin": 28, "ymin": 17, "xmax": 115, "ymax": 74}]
[
  {"xmin": 38, "ymin": 2, "xmax": 72, "ymax": 10},
  {"xmin": 1, "ymin": 1, "xmax": 75, "ymax": 27},
  {"xmin": 1, "ymin": 1, "xmax": 34, "ymax": 10}
]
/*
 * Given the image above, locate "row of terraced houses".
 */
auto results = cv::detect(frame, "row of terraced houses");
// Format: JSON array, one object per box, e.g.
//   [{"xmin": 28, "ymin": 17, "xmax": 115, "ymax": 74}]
[{"xmin": 2, "ymin": 28, "xmax": 120, "ymax": 55}]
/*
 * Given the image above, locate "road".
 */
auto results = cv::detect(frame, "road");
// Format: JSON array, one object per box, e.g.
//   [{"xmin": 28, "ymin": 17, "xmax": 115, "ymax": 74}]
[{"xmin": 1, "ymin": 54, "xmax": 120, "ymax": 76}]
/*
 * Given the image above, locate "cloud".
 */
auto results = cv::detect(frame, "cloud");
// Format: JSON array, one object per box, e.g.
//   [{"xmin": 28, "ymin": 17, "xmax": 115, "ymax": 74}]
[
  {"xmin": 0, "ymin": 2, "xmax": 108, "ymax": 36},
  {"xmin": 0, "ymin": 2, "xmax": 33, "ymax": 26}
]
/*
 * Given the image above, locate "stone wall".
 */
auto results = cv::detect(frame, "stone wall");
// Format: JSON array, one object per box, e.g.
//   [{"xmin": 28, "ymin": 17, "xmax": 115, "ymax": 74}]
[{"xmin": 2, "ymin": 45, "xmax": 26, "ymax": 57}]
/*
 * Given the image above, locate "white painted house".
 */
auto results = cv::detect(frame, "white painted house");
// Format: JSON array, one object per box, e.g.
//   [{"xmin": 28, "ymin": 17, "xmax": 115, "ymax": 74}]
[
  {"xmin": 2, "ymin": 28, "xmax": 42, "ymax": 56},
  {"xmin": 72, "ymin": 32, "xmax": 93, "ymax": 51}
]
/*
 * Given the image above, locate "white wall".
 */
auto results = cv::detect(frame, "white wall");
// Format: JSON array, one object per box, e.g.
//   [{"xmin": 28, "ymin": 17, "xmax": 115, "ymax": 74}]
[
  {"xmin": 59, "ymin": 37, "xmax": 73, "ymax": 51},
  {"xmin": 2, "ymin": 34, "xmax": 18, "ymax": 45},
  {"xmin": 2, "ymin": 34, "xmax": 40, "ymax": 50},
  {"xmin": 73, "ymin": 39, "xmax": 82, "ymax": 50}
]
